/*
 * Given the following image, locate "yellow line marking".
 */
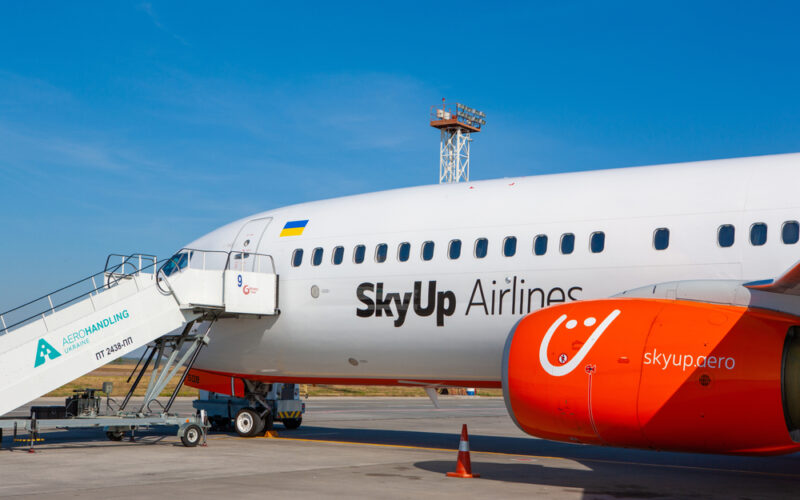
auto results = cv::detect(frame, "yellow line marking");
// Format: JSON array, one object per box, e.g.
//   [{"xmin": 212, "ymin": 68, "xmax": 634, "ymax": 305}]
[
  {"xmin": 236, "ymin": 435, "xmax": 800, "ymax": 479},
  {"xmin": 250, "ymin": 435, "xmax": 565, "ymax": 460}
]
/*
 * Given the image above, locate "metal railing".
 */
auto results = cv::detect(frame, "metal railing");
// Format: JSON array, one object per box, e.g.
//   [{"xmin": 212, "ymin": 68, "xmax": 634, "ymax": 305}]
[
  {"xmin": 0, "ymin": 249, "xmax": 279, "ymax": 336},
  {"xmin": 0, "ymin": 254, "xmax": 159, "ymax": 336},
  {"xmin": 158, "ymin": 248, "xmax": 276, "ymax": 275},
  {"xmin": 105, "ymin": 253, "xmax": 158, "ymax": 277},
  {"xmin": 226, "ymin": 251, "xmax": 276, "ymax": 274}
]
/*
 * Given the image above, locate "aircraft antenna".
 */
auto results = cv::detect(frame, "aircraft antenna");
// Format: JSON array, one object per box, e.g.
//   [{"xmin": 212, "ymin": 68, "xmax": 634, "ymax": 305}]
[{"xmin": 430, "ymin": 98, "xmax": 486, "ymax": 183}]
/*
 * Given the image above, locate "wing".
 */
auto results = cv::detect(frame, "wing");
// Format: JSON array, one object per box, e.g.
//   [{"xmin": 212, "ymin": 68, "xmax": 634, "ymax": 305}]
[{"xmin": 745, "ymin": 260, "xmax": 800, "ymax": 295}]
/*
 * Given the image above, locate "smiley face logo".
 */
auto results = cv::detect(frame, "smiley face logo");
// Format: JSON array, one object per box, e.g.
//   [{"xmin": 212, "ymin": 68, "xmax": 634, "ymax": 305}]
[{"xmin": 539, "ymin": 309, "xmax": 621, "ymax": 377}]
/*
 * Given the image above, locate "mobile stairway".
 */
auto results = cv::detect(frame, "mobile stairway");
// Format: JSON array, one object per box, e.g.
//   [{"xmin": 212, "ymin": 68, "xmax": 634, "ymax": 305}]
[{"xmin": 0, "ymin": 249, "xmax": 278, "ymax": 448}]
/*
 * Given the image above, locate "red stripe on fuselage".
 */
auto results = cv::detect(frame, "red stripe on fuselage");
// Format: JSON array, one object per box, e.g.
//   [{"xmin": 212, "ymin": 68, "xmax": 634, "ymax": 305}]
[{"xmin": 185, "ymin": 367, "xmax": 501, "ymax": 389}]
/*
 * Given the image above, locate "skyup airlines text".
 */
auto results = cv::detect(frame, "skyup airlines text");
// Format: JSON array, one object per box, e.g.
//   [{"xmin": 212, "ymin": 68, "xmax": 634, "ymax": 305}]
[{"xmin": 356, "ymin": 279, "xmax": 581, "ymax": 327}]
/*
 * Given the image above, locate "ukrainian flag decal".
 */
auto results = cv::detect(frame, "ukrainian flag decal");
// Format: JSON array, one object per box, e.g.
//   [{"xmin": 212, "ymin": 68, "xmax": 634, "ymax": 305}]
[{"xmin": 280, "ymin": 219, "xmax": 309, "ymax": 237}]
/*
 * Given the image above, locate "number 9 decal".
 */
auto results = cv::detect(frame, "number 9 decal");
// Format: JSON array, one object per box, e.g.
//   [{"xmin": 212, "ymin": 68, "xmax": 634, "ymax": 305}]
[{"xmin": 237, "ymin": 274, "xmax": 243, "ymax": 287}]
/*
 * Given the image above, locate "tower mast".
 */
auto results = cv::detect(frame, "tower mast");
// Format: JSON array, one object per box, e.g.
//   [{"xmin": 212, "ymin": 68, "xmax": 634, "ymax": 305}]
[{"xmin": 430, "ymin": 99, "xmax": 486, "ymax": 183}]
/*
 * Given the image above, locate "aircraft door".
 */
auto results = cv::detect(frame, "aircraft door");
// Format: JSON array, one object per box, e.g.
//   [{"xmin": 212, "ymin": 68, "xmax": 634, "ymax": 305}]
[
  {"xmin": 230, "ymin": 217, "xmax": 273, "ymax": 272},
  {"xmin": 225, "ymin": 216, "xmax": 278, "ymax": 315},
  {"xmin": 232, "ymin": 217, "xmax": 273, "ymax": 253}
]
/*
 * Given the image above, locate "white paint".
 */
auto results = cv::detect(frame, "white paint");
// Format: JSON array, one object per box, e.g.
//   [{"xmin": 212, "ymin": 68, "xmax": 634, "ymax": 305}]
[
  {"xmin": 179, "ymin": 153, "xmax": 800, "ymax": 384},
  {"xmin": 538, "ymin": 310, "xmax": 621, "ymax": 377}
]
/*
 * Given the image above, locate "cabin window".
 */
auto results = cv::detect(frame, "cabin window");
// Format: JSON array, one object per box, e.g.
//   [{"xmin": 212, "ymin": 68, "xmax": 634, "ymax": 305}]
[
  {"xmin": 422, "ymin": 241, "xmax": 435, "ymax": 261},
  {"xmin": 474, "ymin": 238, "xmax": 488, "ymax": 258},
  {"xmin": 291, "ymin": 249, "xmax": 303, "ymax": 267},
  {"xmin": 533, "ymin": 235, "xmax": 547, "ymax": 256},
  {"xmin": 560, "ymin": 233, "xmax": 575, "ymax": 255},
  {"xmin": 590, "ymin": 232, "xmax": 605, "ymax": 253},
  {"xmin": 311, "ymin": 247, "xmax": 323, "ymax": 266},
  {"xmin": 718, "ymin": 225, "xmax": 735, "ymax": 248},
  {"xmin": 449, "ymin": 239, "xmax": 462, "ymax": 260},
  {"xmin": 398, "ymin": 242, "xmax": 411, "ymax": 262},
  {"xmin": 503, "ymin": 236, "xmax": 517, "ymax": 257},
  {"xmin": 375, "ymin": 243, "xmax": 388, "ymax": 263},
  {"xmin": 782, "ymin": 221, "xmax": 799, "ymax": 245},
  {"xmin": 332, "ymin": 246, "xmax": 344, "ymax": 265},
  {"xmin": 750, "ymin": 223, "xmax": 767, "ymax": 246},
  {"xmin": 653, "ymin": 228, "xmax": 670, "ymax": 250},
  {"xmin": 353, "ymin": 245, "xmax": 366, "ymax": 264}
]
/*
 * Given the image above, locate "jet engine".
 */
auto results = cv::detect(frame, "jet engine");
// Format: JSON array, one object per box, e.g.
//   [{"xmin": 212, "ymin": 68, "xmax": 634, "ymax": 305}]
[{"xmin": 502, "ymin": 298, "xmax": 800, "ymax": 455}]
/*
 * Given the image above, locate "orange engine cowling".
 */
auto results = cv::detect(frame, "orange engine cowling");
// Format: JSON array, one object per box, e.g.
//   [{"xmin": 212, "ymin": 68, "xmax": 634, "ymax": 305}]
[{"xmin": 502, "ymin": 298, "xmax": 800, "ymax": 455}]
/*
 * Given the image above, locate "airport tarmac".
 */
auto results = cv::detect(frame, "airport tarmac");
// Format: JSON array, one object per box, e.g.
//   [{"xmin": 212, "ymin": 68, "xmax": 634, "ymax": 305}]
[{"xmin": 1, "ymin": 396, "xmax": 799, "ymax": 499}]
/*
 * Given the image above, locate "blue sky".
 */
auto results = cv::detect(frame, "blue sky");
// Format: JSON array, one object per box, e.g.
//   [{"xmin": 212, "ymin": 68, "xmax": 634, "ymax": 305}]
[{"xmin": 1, "ymin": 2, "xmax": 799, "ymax": 310}]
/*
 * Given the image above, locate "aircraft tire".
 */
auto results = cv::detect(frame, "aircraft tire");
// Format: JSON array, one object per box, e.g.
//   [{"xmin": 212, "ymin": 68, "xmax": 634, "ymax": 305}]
[
  {"xmin": 264, "ymin": 409, "xmax": 274, "ymax": 431},
  {"xmin": 234, "ymin": 408, "xmax": 263, "ymax": 437},
  {"xmin": 106, "ymin": 430, "xmax": 124, "ymax": 441},
  {"xmin": 209, "ymin": 417, "xmax": 231, "ymax": 432},
  {"xmin": 282, "ymin": 417, "xmax": 302, "ymax": 430}
]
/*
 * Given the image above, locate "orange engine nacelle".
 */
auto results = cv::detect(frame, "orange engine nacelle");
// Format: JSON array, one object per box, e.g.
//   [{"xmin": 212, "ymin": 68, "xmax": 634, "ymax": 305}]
[{"xmin": 502, "ymin": 298, "xmax": 800, "ymax": 455}]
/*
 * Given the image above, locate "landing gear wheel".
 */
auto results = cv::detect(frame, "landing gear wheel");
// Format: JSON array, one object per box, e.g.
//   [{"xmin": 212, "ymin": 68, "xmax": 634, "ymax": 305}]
[
  {"xmin": 209, "ymin": 417, "xmax": 231, "ymax": 432},
  {"xmin": 181, "ymin": 424, "xmax": 202, "ymax": 447},
  {"xmin": 263, "ymin": 410, "xmax": 274, "ymax": 431},
  {"xmin": 106, "ymin": 430, "xmax": 124, "ymax": 441},
  {"xmin": 234, "ymin": 408, "xmax": 263, "ymax": 437},
  {"xmin": 282, "ymin": 417, "xmax": 302, "ymax": 430}
]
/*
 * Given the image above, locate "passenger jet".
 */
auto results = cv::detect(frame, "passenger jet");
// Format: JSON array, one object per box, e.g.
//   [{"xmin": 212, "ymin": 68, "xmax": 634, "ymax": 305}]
[{"xmin": 174, "ymin": 152, "xmax": 800, "ymax": 455}]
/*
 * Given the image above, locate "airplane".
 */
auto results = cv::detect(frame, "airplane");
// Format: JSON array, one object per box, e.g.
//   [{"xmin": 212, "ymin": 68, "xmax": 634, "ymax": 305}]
[
  {"xmin": 175, "ymin": 151, "xmax": 800, "ymax": 456},
  {"xmin": 3, "ymin": 151, "xmax": 800, "ymax": 455}
]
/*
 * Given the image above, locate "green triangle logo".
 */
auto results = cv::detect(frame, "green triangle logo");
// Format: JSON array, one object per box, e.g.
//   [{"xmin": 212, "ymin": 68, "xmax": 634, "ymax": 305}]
[{"xmin": 34, "ymin": 338, "xmax": 61, "ymax": 368}]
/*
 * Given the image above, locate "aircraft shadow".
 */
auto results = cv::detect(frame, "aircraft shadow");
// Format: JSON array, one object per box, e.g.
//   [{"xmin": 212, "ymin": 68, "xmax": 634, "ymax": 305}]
[
  {"xmin": 288, "ymin": 425, "xmax": 800, "ymax": 477},
  {"xmin": 414, "ymin": 460, "xmax": 799, "ymax": 499}
]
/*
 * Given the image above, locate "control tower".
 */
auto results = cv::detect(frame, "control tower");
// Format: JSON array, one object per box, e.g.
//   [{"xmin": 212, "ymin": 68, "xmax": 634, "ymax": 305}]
[{"xmin": 430, "ymin": 99, "xmax": 486, "ymax": 183}]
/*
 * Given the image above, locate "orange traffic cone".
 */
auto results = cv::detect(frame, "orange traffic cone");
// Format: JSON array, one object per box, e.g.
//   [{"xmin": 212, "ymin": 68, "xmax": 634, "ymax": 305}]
[{"xmin": 447, "ymin": 424, "xmax": 479, "ymax": 478}]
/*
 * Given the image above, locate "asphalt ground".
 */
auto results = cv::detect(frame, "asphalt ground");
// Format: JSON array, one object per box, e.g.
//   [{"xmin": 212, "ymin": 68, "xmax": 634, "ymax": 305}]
[{"xmin": 1, "ymin": 397, "xmax": 799, "ymax": 499}]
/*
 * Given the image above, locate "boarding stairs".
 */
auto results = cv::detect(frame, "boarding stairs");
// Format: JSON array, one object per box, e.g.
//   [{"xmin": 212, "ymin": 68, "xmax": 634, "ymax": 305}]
[{"xmin": 0, "ymin": 249, "xmax": 278, "ymax": 417}]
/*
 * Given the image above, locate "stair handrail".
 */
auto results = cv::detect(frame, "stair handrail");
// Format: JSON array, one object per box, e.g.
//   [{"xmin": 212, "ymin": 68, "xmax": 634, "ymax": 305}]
[
  {"xmin": 0, "ymin": 249, "xmax": 278, "ymax": 336},
  {"xmin": 154, "ymin": 249, "xmax": 231, "ymax": 296},
  {"xmin": 225, "ymin": 251, "xmax": 277, "ymax": 274},
  {"xmin": 0, "ymin": 254, "xmax": 163, "ymax": 336},
  {"xmin": 0, "ymin": 252, "xmax": 143, "ymax": 318},
  {"xmin": 104, "ymin": 253, "xmax": 158, "ymax": 277}
]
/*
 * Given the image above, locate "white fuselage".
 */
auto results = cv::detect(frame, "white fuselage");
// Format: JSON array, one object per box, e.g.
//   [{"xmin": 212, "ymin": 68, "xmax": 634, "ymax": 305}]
[{"xmin": 186, "ymin": 153, "xmax": 800, "ymax": 386}]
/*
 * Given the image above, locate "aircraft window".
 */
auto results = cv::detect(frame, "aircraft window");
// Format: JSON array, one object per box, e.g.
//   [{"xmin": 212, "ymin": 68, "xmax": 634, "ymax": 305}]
[
  {"xmin": 474, "ymin": 238, "xmax": 488, "ymax": 258},
  {"xmin": 291, "ymin": 249, "xmax": 303, "ymax": 267},
  {"xmin": 533, "ymin": 235, "xmax": 548, "ymax": 256},
  {"xmin": 449, "ymin": 239, "xmax": 462, "ymax": 260},
  {"xmin": 717, "ymin": 225, "xmax": 735, "ymax": 248},
  {"xmin": 332, "ymin": 246, "xmax": 344, "ymax": 265},
  {"xmin": 353, "ymin": 245, "xmax": 366, "ymax": 264},
  {"xmin": 782, "ymin": 221, "xmax": 799, "ymax": 244},
  {"xmin": 375, "ymin": 243, "xmax": 388, "ymax": 263},
  {"xmin": 560, "ymin": 233, "xmax": 575, "ymax": 255},
  {"xmin": 398, "ymin": 242, "xmax": 411, "ymax": 262},
  {"xmin": 422, "ymin": 241, "xmax": 435, "ymax": 261},
  {"xmin": 590, "ymin": 232, "xmax": 605, "ymax": 253},
  {"xmin": 653, "ymin": 228, "xmax": 670, "ymax": 250},
  {"xmin": 750, "ymin": 223, "xmax": 767, "ymax": 246},
  {"xmin": 503, "ymin": 236, "xmax": 517, "ymax": 257},
  {"xmin": 161, "ymin": 251, "xmax": 192, "ymax": 276},
  {"xmin": 312, "ymin": 247, "xmax": 323, "ymax": 266}
]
